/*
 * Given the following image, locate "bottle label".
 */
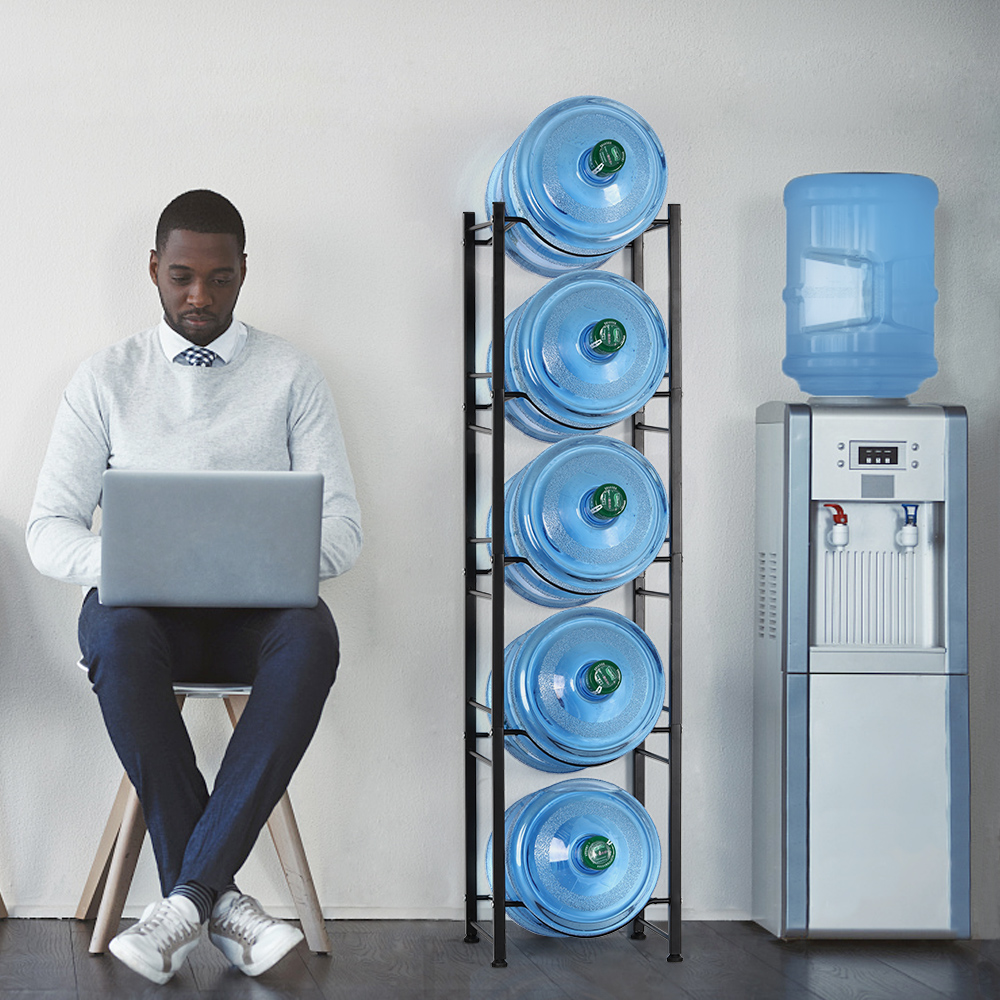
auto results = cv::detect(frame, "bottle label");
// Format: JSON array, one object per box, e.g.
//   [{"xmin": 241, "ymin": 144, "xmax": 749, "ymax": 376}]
[
  {"xmin": 588, "ymin": 319, "xmax": 627, "ymax": 355},
  {"xmin": 579, "ymin": 835, "xmax": 616, "ymax": 871},
  {"xmin": 590, "ymin": 483, "xmax": 627, "ymax": 519},
  {"xmin": 584, "ymin": 660, "xmax": 623, "ymax": 696},
  {"xmin": 589, "ymin": 139, "xmax": 627, "ymax": 177}
]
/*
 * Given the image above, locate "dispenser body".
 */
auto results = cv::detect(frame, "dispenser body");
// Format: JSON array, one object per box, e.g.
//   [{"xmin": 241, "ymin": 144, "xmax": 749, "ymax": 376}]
[{"xmin": 753, "ymin": 402, "xmax": 969, "ymax": 938}]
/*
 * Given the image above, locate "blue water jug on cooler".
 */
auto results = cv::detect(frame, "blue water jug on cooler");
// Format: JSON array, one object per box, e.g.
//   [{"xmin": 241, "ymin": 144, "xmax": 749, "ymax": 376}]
[
  {"xmin": 485, "ymin": 778, "xmax": 661, "ymax": 937},
  {"xmin": 489, "ymin": 436, "xmax": 669, "ymax": 607},
  {"xmin": 486, "ymin": 96, "xmax": 668, "ymax": 276},
  {"xmin": 783, "ymin": 172, "xmax": 938, "ymax": 397},
  {"xmin": 486, "ymin": 608, "xmax": 666, "ymax": 772},
  {"xmin": 490, "ymin": 271, "xmax": 668, "ymax": 441}
]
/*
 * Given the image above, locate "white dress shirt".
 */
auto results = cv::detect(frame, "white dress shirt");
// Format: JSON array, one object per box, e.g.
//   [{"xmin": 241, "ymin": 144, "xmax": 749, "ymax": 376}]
[{"xmin": 158, "ymin": 318, "xmax": 248, "ymax": 366}]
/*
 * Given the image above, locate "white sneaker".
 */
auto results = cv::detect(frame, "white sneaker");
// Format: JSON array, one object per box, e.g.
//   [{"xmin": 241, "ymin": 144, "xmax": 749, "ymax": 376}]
[
  {"xmin": 108, "ymin": 895, "xmax": 204, "ymax": 985},
  {"xmin": 209, "ymin": 891, "xmax": 304, "ymax": 976}
]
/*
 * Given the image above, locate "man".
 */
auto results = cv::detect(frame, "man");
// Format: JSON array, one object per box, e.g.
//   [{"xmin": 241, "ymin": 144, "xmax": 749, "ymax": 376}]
[{"xmin": 26, "ymin": 190, "xmax": 362, "ymax": 985}]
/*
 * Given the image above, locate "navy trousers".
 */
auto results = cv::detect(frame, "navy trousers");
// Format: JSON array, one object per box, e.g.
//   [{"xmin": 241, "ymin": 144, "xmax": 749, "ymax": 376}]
[{"xmin": 78, "ymin": 588, "xmax": 339, "ymax": 896}]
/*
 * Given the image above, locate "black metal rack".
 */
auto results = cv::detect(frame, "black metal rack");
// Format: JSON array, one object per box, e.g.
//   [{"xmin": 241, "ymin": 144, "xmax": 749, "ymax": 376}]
[{"xmin": 463, "ymin": 204, "xmax": 682, "ymax": 966}]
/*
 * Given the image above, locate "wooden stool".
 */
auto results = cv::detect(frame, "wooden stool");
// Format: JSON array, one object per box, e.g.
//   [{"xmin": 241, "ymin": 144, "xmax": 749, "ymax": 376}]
[{"xmin": 75, "ymin": 682, "xmax": 330, "ymax": 955}]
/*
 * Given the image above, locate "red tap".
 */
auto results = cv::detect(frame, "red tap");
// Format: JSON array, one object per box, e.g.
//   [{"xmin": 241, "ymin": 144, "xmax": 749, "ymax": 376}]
[{"xmin": 823, "ymin": 503, "xmax": 847, "ymax": 525}]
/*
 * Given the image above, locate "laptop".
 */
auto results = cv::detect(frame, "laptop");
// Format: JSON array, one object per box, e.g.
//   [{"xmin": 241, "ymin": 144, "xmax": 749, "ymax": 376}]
[{"xmin": 99, "ymin": 469, "xmax": 323, "ymax": 607}]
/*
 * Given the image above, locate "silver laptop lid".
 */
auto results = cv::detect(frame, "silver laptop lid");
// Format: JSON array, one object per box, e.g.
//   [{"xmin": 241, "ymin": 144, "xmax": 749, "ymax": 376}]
[{"xmin": 99, "ymin": 470, "xmax": 323, "ymax": 608}]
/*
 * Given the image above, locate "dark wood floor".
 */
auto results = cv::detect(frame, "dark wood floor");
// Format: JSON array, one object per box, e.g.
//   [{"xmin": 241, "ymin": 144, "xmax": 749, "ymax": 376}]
[{"xmin": 1, "ymin": 917, "xmax": 999, "ymax": 999}]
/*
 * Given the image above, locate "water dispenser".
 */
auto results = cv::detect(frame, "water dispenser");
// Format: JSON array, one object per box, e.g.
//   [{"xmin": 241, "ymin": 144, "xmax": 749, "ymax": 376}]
[{"xmin": 753, "ymin": 400, "xmax": 969, "ymax": 937}]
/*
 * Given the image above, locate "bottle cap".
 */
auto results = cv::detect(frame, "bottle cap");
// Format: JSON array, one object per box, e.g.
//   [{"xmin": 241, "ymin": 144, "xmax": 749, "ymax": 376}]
[
  {"xmin": 588, "ymin": 319, "xmax": 627, "ymax": 355},
  {"xmin": 583, "ymin": 660, "xmax": 623, "ymax": 696},
  {"xmin": 579, "ymin": 835, "xmax": 617, "ymax": 871},
  {"xmin": 589, "ymin": 483, "xmax": 627, "ymax": 519},
  {"xmin": 589, "ymin": 139, "xmax": 627, "ymax": 176}
]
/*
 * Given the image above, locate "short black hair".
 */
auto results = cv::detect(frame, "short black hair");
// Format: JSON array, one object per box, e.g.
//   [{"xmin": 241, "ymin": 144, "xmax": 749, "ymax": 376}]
[{"xmin": 155, "ymin": 190, "xmax": 246, "ymax": 253}]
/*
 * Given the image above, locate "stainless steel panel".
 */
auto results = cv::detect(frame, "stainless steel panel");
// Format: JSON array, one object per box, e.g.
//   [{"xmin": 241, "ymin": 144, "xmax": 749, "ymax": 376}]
[
  {"xmin": 811, "ymin": 404, "xmax": 946, "ymax": 502},
  {"xmin": 943, "ymin": 409, "xmax": 968, "ymax": 676},
  {"xmin": 808, "ymin": 673, "xmax": 953, "ymax": 935},
  {"xmin": 785, "ymin": 673, "xmax": 809, "ymax": 936},
  {"xmin": 948, "ymin": 673, "xmax": 971, "ymax": 936}
]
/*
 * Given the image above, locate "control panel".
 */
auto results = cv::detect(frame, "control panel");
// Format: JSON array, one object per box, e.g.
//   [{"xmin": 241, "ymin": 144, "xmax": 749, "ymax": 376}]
[{"xmin": 811, "ymin": 406, "xmax": 946, "ymax": 501}]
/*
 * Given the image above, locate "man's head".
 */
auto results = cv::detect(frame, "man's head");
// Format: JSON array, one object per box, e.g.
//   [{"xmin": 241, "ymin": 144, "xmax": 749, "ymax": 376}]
[{"xmin": 150, "ymin": 190, "xmax": 247, "ymax": 348}]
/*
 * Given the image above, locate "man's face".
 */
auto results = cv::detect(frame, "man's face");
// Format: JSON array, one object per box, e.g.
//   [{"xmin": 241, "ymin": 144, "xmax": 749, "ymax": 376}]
[{"xmin": 149, "ymin": 229, "xmax": 247, "ymax": 347}]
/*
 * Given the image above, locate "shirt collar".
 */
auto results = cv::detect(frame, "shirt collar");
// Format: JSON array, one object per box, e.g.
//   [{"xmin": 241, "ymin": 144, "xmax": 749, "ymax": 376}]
[{"xmin": 158, "ymin": 317, "xmax": 247, "ymax": 366}]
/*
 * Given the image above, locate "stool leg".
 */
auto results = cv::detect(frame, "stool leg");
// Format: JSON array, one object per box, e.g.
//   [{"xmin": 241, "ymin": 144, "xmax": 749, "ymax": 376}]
[
  {"xmin": 76, "ymin": 774, "xmax": 134, "ymax": 921},
  {"xmin": 89, "ymin": 781, "xmax": 147, "ymax": 954},
  {"xmin": 81, "ymin": 694, "xmax": 184, "ymax": 951},
  {"xmin": 224, "ymin": 694, "xmax": 331, "ymax": 954}
]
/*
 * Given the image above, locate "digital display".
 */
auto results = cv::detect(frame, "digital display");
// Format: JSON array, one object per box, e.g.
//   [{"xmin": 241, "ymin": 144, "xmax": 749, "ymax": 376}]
[{"xmin": 857, "ymin": 445, "xmax": 899, "ymax": 467}]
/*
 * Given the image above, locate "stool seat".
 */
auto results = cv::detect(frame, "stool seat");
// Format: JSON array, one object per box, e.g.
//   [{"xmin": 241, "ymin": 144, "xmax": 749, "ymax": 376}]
[
  {"xmin": 172, "ymin": 682, "xmax": 252, "ymax": 697},
  {"xmin": 76, "ymin": 674, "xmax": 330, "ymax": 955}
]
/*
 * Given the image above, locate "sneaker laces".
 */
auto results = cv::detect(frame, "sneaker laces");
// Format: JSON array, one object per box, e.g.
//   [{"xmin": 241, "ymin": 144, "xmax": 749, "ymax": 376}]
[
  {"xmin": 218, "ymin": 896, "xmax": 277, "ymax": 946},
  {"xmin": 135, "ymin": 900, "xmax": 199, "ymax": 952}
]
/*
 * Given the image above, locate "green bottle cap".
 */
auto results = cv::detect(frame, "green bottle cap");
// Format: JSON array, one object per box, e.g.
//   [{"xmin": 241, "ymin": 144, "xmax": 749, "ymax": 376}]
[
  {"xmin": 589, "ymin": 483, "xmax": 627, "ymax": 519},
  {"xmin": 584, "ymin": 660, "xmax": 623, "ymax": 696},
  {"xmin": 579, "ymin": 835, "xmax": 616, "ymax": 871},
  {"xmin": 588, "ymin": 139, "xmax": 627, "ymax": 177},
  {"xmin": 588, "ymin": 319, "xmax": 627, "ymax": 355}
]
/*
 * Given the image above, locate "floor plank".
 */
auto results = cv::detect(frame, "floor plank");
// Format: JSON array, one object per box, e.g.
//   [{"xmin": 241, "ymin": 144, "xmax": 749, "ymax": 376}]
[
  {"xmin": 709, "ymin": 921, "xmax": 975, "ymax": 1000},
  {"xmin": 0, "ymin": 920, "xmax": 75, "ymax": 994},
  {"xmin": 300, "ymin": 919, "xmax": 574, "ymax": 1000},
  {"xmin": 0, "ymin": 917, "xmax": 989, "ymax": 1000}
]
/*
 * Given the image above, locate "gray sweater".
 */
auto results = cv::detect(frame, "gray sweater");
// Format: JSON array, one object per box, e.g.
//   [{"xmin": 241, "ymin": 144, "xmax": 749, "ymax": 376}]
[{"xmin": 26, "ymin": 324, "xmax": 362, "ymax": 588}]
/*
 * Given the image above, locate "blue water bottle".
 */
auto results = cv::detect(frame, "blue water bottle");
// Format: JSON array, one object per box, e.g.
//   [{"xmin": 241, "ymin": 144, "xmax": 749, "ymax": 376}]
[
  {"xmin": 490, "ymin": 436, "xmax": 669, "ymax": 607},
  {"xmin": 486, "ymin": 778, "xmax": 661, "ymax": 937},
  {"xmin": 486, "ymin": 608, "xmax": 665, "ymax": 772},
  {"xmin": 486, "ymin": 96, "xmax": 668, "ymax": 276},
  {"xmin": 491, "ymin": 271, "xmax": 668, "ymax": 441},
  {"xmin": 783, "ymin": 172, "xmax": 938, "ymax": 397}
]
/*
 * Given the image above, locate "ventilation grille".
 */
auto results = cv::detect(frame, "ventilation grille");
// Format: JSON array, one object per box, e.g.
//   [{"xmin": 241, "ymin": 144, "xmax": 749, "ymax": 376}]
[
  {"xmin": 757, "ymin": 552, "xmax": 779, "ymax": 640},
  {"xmin": 818, "ymin": 549, "xmax": 915, "ymax": 646}
]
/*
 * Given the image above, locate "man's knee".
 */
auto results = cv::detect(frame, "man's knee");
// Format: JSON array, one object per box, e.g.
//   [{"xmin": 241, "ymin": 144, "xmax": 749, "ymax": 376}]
[
  {"xmin": 259, "ymin": 605, "xmax": 340, "ymax": 690},
  {"xmin": 79, "ymin": 600, "xmax": 169, "ymax": 686}
]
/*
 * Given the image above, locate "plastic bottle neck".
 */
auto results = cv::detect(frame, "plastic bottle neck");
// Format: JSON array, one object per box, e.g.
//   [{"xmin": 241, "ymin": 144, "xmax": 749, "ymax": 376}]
[
  {"xmin": 582, "ymin": 483, "xmax": 628, "ymax": 525},
  {"xmin": 576, "ymin": 835, "xmax": 616, "ymax": 872},
  {"xmin": 581, "ymin": 139, "xmax": 626, "ymax": 184},
  {"xmin": 578, "ymin": 660, "xmax": 623, "ymax": 699},
  {"xmin": 582, "ymin": 319, "xmax": 627, "ymax": 360}
]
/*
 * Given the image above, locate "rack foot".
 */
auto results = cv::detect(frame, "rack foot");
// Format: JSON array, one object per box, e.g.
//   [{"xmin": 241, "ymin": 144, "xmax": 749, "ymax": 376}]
[
  {"xmin": 630, "ymin": 931, "xmax": 647, "ymax": 940},
  {"xmin": 668, "ymin": 953, "xmax": 684, "ymax": 962},
  {"xmin": 465, "ymin": 933, "xmax": 480, "ymax": 944},
  {"xmin": 491, "ymin": 959, "xmax": 508, "ymax": 968}
]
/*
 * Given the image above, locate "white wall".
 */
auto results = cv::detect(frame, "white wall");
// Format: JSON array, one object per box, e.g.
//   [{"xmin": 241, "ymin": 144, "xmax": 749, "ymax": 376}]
[{"xmin": 0, "ymin": 0, "xmax": 998, "ymax": 932}]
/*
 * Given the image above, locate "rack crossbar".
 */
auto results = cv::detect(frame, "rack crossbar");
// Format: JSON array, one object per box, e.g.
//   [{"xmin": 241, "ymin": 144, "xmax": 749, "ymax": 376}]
[{"xmin": 633, "ymin": 918, "xmax": 672, "ymax": 943}]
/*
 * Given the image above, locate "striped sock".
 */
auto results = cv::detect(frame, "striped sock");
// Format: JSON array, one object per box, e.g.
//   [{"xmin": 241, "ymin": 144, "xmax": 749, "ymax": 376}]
[{"xmin": 169, "ymin": 881, "xmax": 216, "ymax": 925}]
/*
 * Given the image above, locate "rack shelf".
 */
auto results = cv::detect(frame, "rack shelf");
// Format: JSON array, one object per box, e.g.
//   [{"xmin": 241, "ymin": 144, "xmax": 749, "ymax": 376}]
[{"xmin": 463, "ymin": 204, "xmax": 682, "ymax": 966}]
